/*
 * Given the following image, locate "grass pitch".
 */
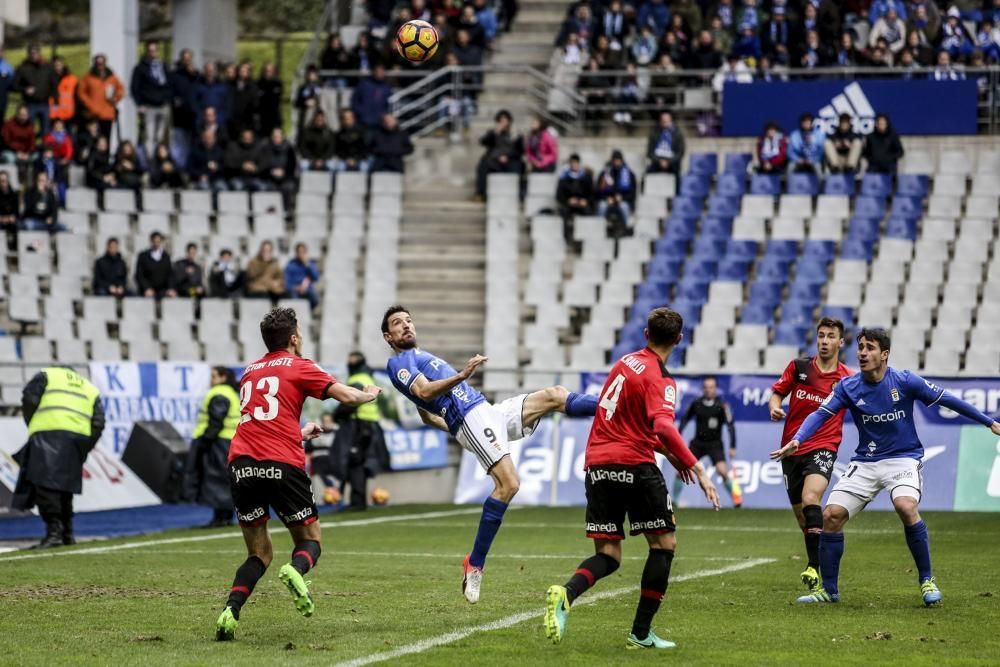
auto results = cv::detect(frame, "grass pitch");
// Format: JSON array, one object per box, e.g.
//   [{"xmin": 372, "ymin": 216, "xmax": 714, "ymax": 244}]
[{"xmin": 1, "ymin": 504, "xmax": 998, "ymax": 666}]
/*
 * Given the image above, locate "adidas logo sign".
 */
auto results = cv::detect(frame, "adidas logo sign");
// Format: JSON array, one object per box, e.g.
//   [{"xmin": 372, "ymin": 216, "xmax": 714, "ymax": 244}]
[
  {"xmin": 817, "ymin": 82, "xmax": 875, "ymax": 135},
  {"xmin": 856, "ymin": 398, "xmax": 866, "ymax": 407}
]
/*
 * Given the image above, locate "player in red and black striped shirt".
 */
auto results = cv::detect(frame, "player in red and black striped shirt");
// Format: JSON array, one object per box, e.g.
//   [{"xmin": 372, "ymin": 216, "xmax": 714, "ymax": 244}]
[
  {"xmin": 544, "ymin": 307, "xmax": 720, "ymax": 650},
  {"xmin": 767, "ymin": 317, "xmax": 853, "ymax": 592}
]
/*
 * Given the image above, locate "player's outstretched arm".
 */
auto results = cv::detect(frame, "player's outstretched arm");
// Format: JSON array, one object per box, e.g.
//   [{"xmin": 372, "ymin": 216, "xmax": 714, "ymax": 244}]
[
  {"xmin": 301, "ymin": 422, "xmax": 324, "ymax": 441},
  {"xmin": 417, "ymin": 407, "xmax": 450, "ymax": 433},
  {"xmin": 409, "ymin": 354, "xmax": 488, "ymax": 401},
  {"xmin": 770, "ymin": 406, "xmax": 835, "ymax": 460},
  {"xmin": 327, "ymin": 382, "xmax": 381, "ymax": 406},
  {"xmin": 915, "ymin": 378, "xmax": 999, "ymax": 430}
]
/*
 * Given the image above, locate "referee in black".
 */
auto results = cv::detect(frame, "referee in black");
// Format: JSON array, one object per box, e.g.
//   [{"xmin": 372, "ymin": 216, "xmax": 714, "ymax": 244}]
[{"xmin": 672, "ymin": 377, "xmax": 741, "ymax": 508}]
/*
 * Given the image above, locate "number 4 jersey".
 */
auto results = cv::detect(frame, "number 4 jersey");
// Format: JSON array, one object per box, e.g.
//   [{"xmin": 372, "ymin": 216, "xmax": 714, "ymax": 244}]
[
  {"xmin": 586, "ymin": 347, "xmax": 682, "ymax": 468},
  {"xmin": 228, "ymin": 350, "xmax": 337, "ymax": 469}
]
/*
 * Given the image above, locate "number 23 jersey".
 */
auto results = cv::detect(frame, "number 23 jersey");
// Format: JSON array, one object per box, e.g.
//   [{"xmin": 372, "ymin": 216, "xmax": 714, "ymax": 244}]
[
  {"xmin": 228, "ymin": 350, "xmax": 337, "ymax": 469},
  {"xmin": 586, "ymin": 346, "xmax": 679, "ymax": 468}
]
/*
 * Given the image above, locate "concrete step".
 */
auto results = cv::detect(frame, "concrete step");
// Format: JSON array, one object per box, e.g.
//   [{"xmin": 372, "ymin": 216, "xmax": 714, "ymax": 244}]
[
  {"xmin": 517, "ymin": 9, "xmax": 569, "ymax": 22},
  {"xmin": 489, "ymin": 51, "xmax": 553, "ymax": 66},
  {"xmin": 509, "ymin": 20, "xmax": 563, "ymax": 33},
  {"xmin": 396, "ymin": 295, "xmax": 485, "ymax": 313},
  {"xmin": 494, "ymin": 32, "xmax": 560, "ymax": 47}
]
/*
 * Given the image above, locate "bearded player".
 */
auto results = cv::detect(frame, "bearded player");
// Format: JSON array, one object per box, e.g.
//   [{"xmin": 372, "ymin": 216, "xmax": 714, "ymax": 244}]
[
  {"xmin": 381, "ymin": 305, "xmax": 598, "ymax": 604},
  {"xmin": 215, "ymin": 307, "xmax": 381, "ymax": 641},
  {"xmin": 544, "ymin": 307, "xmax": 720, "ymax": 650},
  {"xmin": 767, "ymin": 317, "xmax": 852, "ymax": 592}
]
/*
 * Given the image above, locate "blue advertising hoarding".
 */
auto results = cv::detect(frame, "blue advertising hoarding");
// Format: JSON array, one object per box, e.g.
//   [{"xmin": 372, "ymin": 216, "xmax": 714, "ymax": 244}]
[{"xmin": 721, "ymin": 79, "xmax": 978, "ymax": 136}]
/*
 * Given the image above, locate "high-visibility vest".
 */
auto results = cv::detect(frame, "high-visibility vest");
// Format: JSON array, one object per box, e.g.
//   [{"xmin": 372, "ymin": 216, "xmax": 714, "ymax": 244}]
[
  {"xmin": 49, "ymin": 74, "xmax": 78, "ymax": 121},
  {"xmin": 27, "ymin": 367, "xmax": 100, "ymax": 437},
  {"xmin": 347, "ymin": 372, "xmax": 380, "ymax": 422},
  {"xmin": 193, "ymin": 384, "xmax": 241, "ymax": 440}
]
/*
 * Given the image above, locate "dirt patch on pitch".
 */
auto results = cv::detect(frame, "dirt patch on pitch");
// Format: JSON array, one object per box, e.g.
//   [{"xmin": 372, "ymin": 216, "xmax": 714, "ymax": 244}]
[{"xmin": 0, "ymin": 585, "xmax": 190, "ymax": 600}]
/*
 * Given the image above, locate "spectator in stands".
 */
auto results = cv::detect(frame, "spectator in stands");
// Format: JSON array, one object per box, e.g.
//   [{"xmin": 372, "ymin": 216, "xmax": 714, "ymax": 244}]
[
  {"xmin": 736, "ymin": 0, "xmax": 762, "ymax": 31},
  {"xmin": 246, "ymin": 240, "xmax": 286, "ymax": 301},
  {"xmin": 596, "ymin": 0, "xmax": 628, "ymax": 49},
  {"xmin": 787, "ymin": 112, "xmax": 825, "ymax": 174},
  {"xmin": 596, "ymin": 150, "xmax": 636, "ymax": 237},
  {"xmin": 320, "ymin": 33, "xmax": 352, "ymax": 87},
  {"xmin": 298, "ymin": 110, "xmax": 337, "ymax": 172},
  {"xmin": 370, "ymin": 112, "xmax": 414, "ymax": 173},
  {"xmin": 334, "ymin": 109, "xmax": 372, "ymax": 172},
  {"xmin": 524, "ymin": 115, "xmax": 558, "ymax": 173},
  {"xmin": 939, "ymin": 6, "xmax": 975, "ymax": 60},
  {"xmin": 0, "ymin": 47, "xmax": 13, "ymax": 122},
  {"xmin": 592, "ymin": 34, "xmax": 625, "ymax": 70},
  {"xmin": 228, "ymin": 61, "xmax": 259, "ymax": 140},
  {"xmin": 712, "ymin": 52, "xmax": 753, "ymax": 94},
  {"xmin": 285, "ymin": 243, "xmax": 320, "ymax": 310},
  {"xmin": 979, "ymin": 19, "xmax": 1000, "ymax": 62},
  {"xmin": 76, "ymin": 120, "xmax": 102, "ymax": 168},
  {"xmin": 556, "ymin": 153, "xmax": 595, "ymax": 227},
  {"xmin": 754, "ymin": 121, "xmax": 788, "ymax": 173},
  {"xmin": 257, "ymin": 62, "xmax": 283, "ymax": 135},
  {"xmin": 261, "ymin": 127, "xmax": 299, "ymax": 211},
  {"xmin": 351, "ymin": 64, "xmax": 392, "ymax": 131},
  {"xmin": 824, "ymin": 113, "xmax": 862, "ymax": 173},
  {"xmin": 49, "ymin": 57, "xmax": 77, "ymax": 129},
  {"xmin": 196, "ymin": 62, "xmax": 231, "ymax": 132},
  {"xmin": 756, "ymin": 54, "xmax": 785, "ymax": 82},
  {"xmin": 673, "ymin": 0, "xmax": 703, "ymax": 34},
  {"xmin": 170, "ymin": 242, "xmax": 206, "ymax": 298},
  {"xmin": 350, "ymin": 31, "xmax": 380, "ymax": 76},
  {"xmin": 761, "ymin": 5, "xmax": 795, "ymax": 65},
  {"xmin": 1, "ymin": 105, "xmax": 37, "ymax": 183},
  {"xmin": 636, "ymin": 0, "xmax": 669, "ymax": 39},
  {"xmin": 869, "ymin": 6, "xmax": 907, "ymax": 54},
  {"xmin": 113, "ymin": 140, "xmax": 144, "ymax": 192},
  {"xmin": 169, "ymin": 49, "xmax": 200, "ymax": 170},
  {"xmin": 41, "ymin": 119, "xmax": 73, "ymax": 197},
  {"xmin": 21, "ymin": 171, "xmax": 63, "ymax": 232},
  {"xmin": 150, "ymin": 142, "xmax": 184, "ymax": 189},
  {"xmin": 560, "ymin": 31, "xmax": 586, "ymax": 65},
  {"xmin": 908, "ymin": 2, "xmax": 940, "ymax": 44},
  {"xmin": 870, "ymin": 0, "xmax": 906, "ymax": 24},
  {"xmin": 667, "ymin": 13, "xmax": 693, "ymax": 55},
  {"xmin": 14, "ymin": 44, "xmax": 55, "ymax": 135},
  {"xmin": 866, "ymin": 37, "xmax": 895, "ymax": 67},
  {"xmin": 458, "ymin": 5, "xmax": 489, "ymax": 49},
  {"xmin": 225, "ymin": 128, "xmax": 265, "ymax": 191},
  {"xmin": 646, "ymin": 110, "xmax": 685, "ymax": 175},
  {"xmin": 689, "ymin": 29, "xmax": 724, "ymax": 69},
  {"xmin": 190, "ymin": 129, "xmax": 227, "ymax": 191},
  {"xmin": 85, "ymin": 135, "xmax": 116, "ymax": 191},
  {"xmin": 475, "ymin": 109, "xmax": 523, "ymax": 199},
  {"xmin": 209, "ymin": 249, "xmax": 244, "ymax": 298},
  {"xmin": 136, "ymin": 232, "xmax": 175, "ymax": 298},
  {"xmin": 557, "ymin": 3, "xmax": 594, "ymax": 47},
  {"xmin": 197, "ymin": 106, "xmax": 222, "ymax": 140},
  {"xmin": 34, "ymin": 145, "xmax": 62, "ymax": 205},
  {"xmin": 930, "ymin": 49, "xmax": 965, "ymax": 79},
  {"xmin": 632, "ymin": 26, "xmax": 660, "ymax": 65},
  {"xmin": 474, "ymin": 0, "xmax": 499, "ymax": 46},
  {"xmin": 93, "ymin": 238, "xmax": 129, "ymax": 297},
  {"xmin": 613, "ymin": 64, "xmax": 642, "ymax": 126},
  {"xmin": 0, "ymin": 171, "xmax": 18, "ymax": 251},
  {"xmin": 863, "ymin": 113, "xmax": 904, "ymax": 173},
  {"xmin": 834, "ymin": 31, "xmax": 860, "ymax": 66},
  {"xmin": 131, "ymin": 41, "xmax": 172, "ymax": 159},
  {"xmin": 732, "ymin": 22, "xmax": 763, "ymax": 61},
  {"xmin": 710, "ymin": 0, "xmax": 737, "ymax": 33},
  {"xmin": 798, "ymin": 29, "xmax": 831, "ymax": 68},
  {"xmin": 450, "ymin": 28, "xmax": 484, "ymax": 119},
  {"xmin": 77, "ymin": 54, "xmax": 125, "ymax": 140}
]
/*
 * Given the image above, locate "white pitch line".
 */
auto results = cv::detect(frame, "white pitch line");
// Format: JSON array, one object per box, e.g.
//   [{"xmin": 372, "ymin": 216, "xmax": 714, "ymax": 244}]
[
  {"xmin": 411, "ymin": 521, "xmax": 978, "ymax": 536},
  {"xmin": 335, "ymin": 557, "xmax": 777, "ymax": 667},
  {"xmin": 130, "ymin": 549, "xmax": 750, "ymax": 562},
  {"xmin": 0, "ymin": 508, "xmax": 490, "ymax": 563}
]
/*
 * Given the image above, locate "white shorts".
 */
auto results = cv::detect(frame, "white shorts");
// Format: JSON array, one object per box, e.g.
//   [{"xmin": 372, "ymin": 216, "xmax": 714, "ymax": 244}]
[
  {"xmin": 828, "ymin": 458, "xmax": 924, "ymax": 518},
  {"xmin": 456, "ymin": 394, "xmax": 531, "ymax": 471}
]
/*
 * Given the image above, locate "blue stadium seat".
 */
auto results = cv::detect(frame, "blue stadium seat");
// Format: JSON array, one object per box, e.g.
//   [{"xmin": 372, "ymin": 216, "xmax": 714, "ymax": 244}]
[
  {"xmin": 716, "ymin": 173, "xmax": 746, "ymax": 197},
  {"xmin": 701, "ymin": 216, "xmax": 734, "ymax": 238},
  {"xmin": 717, "ymin": 258, "xmax": 752, "ymax": 281},
  {"xmin": 801, "ymin": 240, "xmax": 835, "ymax": 262},
  {"xmin": 765, "ymin": 239, "xmax": 800, "ymax": 260},
  {"xmin": 725, "ymin": 239, "xmax": 759, "ymax": 261},
  {"xmin": 635, "ymin": 281, "xmax": 670, "ymax": 302},
  {"xmin": 748, "ymin": 280, "xmax": 784, "ymax": 307},
  {"xmin": 691, "ymin": 239, "xmax": 727, "ymax": 262},
  {"xmin": 840, "ymin": 238, "xmax": 875, "ymax": 260},
  {"xmin": 854, "ymin": 196, "xmax": 887, "ymax": 219},
  {"xmin": 723, "ymin": 152, "xmax": 753, "ymax": 174},
  {"xmin": 671, "ymin": 299, "xmax": 703, "ymax": 325},
  {"xmin": 860, "ymin": 173, "xmax": 893, "ymax": 198},
  {"xmin": 654, "ymin": 239, "xmax": 690, "ymax": 259},
  {"xmin": 647, "ymin": 257, "xmax": 684, "ymax": 282},
  {"xmin": 823, "ymin": 173, "xmax": 856, "ymax": 195},
  {"xmin": 787, "ymin": 173, "xmax": 819, "ymax": 196},
  {"xmin": 896, "ymin": 174, "xmax": 929, "ymax": 198},
  {"xmin": 666, "ymin": 347, "xmax": 686, "ymax": 368},
  {"xmin": 630, "ymin": 297, "xmax": 661, "ymax": 320},
  {"xmin": 688, "ymin": 153, "xmax": 719, "ymax": 176},
  {"xmin": 774, "ymin": 322, "xmax": 809, "ymax": 347},
  {"xmin": 756, "ymin": 256, "xmax": 794, "ymax": 281},
  {"xmin": 885, "ymin": 217, "xmax": 918, "ymax": 240},
  {"xmin": 841, "ymin": 344, "xmax": 860, "ymax": 367},
  {"xmin": 684, "ymin": 258, "xmax": 719, "ymax": 280},
  {"xmin": 679, "ymin": 175, "xmax": 712, "ymax": 198},
  {"xmin": 789, "ymin": 281, "xmax": 823, "ymax": 302},
  {"xmin": 740, "ymin": 303, "xmax": 775, "ymax": 325},
  {"xmin": 664, "ymin": 215, "xmax": 698, "ymax": 240},
  {"xmin": 671, "ymin": 196, "xmax": 705, "ymax": 218},
  {"xmin": 795, "ymin": 261, "xmax": 829, "ymax": 284},
  {"xmin": 781, "ymin": 300, "xmax": 819, "ymax": 327},
  {"xmin": 890, "ymin": 196, "xmax": 923, "ymax": 219},
  {"xmin": 676, "ymin": 279, "xmax": 710, "ymax": 303},
  {"xmin": 821, "ymin": 306, "xmax": 855, "ymax": 328},
  {"xmin": 707, "ymin": 195, "xmax": 740, "ymax": 218},
  {"xmin": 750, "ymin": 174, "xmax": 782, "ymax": 195},
  {"xmin": 847, "ymin": 216, "xmax": 881, "ymax": 241}
]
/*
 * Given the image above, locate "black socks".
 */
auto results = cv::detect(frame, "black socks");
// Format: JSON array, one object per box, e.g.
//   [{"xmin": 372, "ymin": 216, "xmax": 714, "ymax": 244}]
[
  {"xmin": 291, "ymin": 540, "xmax": 322, "ymax": 575},
  {"xmin": 631, "ymin": 548, "xmax": 674, "ymax": 640},
  {"xmin": 803, "ymin": 504, "xmax": 823, "ymax": 569},
  {"xmin": 226, "ymin": 556, "xmax": 268, "ymax": 619},
  {"xmin": 565, "ymin": 552, "xmax": 620, "ymax": 604}
]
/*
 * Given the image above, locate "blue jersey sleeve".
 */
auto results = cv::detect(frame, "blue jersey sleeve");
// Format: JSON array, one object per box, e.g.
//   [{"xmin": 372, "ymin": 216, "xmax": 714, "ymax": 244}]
[
  {"xmin": 793, "ymin": 381, "xmax": 848, "ymax": 444},
  {"xmin": 387, "ymin": 351, "xmax": 421, "ymax": 394},
  {"xmin": 903, "ymin": 371, "xmax": 945, "ymax": 406},
  {"xmin": 905, "ymin": 371, "xmax": 997, "ymax": 427}
]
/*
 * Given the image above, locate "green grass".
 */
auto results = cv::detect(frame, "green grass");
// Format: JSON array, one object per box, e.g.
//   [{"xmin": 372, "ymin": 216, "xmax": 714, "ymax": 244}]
[{"xmin": 1, "ymin": 505, "xmax": 998, "ymax": 665}]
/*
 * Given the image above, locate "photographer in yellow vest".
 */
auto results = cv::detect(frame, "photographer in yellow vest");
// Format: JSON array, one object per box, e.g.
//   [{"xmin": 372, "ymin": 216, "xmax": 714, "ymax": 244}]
[
  {"xmin": 12, "ymin": 367, "xmax": 105, "ymax": 549},
  {"xmin": 183, "ymin": 366, "xmax": 241, "ymax": 527},
  {"xmin": 333, "ymin": 352, "xmax": 390, "ymax": 511}
]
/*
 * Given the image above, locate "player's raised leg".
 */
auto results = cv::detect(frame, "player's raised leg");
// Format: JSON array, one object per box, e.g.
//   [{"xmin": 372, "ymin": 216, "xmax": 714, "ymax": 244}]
[
  {"xmin": 279, "ymin": 520, "xmax": 322, "ymax": 617},
  {"xmin": 798, "ymin": 503, "xmax": 848, "ymax": 604},
  {"xmin": 892, "ymin": 492, "xmax": 940, "ymax": 605},
  {"xmin": 545, "ymin": 539, "xmax": 622, "ymax": 644},
  {"xmin": 216, "ymin": 524, "xmax": 273, "ymax": 640},
  {"xmin": 462, "ymin": 446, "xmax": 519, "ymax": 604},
  {"xmin": 519, "ymin": 384, "xmax": 598, "ymax": 431},
  {"xmin": 627, "ymin": 530, "xmax": 678, "ymax": 650},
  {"xmin": 799, "ymin": 473, "xmax": 828, "ymax": 590}
]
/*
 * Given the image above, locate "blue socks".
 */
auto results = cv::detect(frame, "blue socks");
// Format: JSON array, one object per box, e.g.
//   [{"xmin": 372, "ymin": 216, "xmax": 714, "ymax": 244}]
[
  {"xmin": 565, "ymin": 392, "xmax": 598, "ymax": 417},
  {"xmin": 819, "ymin": 531, "xmax": 844, "ymax": 596},
  {"xmin": 904, "ymin": 520, "xmax": 933, "ymax": 583},
  {"xmin": 469, "ymin": 496, "xmax": 509, "ymax": 568}
]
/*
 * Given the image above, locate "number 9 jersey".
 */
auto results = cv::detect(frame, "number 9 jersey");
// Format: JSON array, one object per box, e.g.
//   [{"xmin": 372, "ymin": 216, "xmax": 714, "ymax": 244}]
[
  {"xmin": 228, "ymin": 350, "xmax": 337, "ymax": 469},
  {"xmin": 585, "ymin": 347, "xmax": 680, "ymax": 468}
]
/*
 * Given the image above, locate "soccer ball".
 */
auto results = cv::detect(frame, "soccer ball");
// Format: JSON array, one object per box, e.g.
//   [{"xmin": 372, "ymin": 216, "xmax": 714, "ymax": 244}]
[
  {"xmin": 371, "ymin": 487, "xmax": 391, "ymax": 505},
  {"xmin": 395, "ymin": 19, "xmax": 439, "ymax": 63}
]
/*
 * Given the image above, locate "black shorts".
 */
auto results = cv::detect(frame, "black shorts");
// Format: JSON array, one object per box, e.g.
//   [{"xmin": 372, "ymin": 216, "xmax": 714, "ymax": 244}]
[
  {"xmin": 781, "ymin": 449, "xmax": 836, "ymax": 505},
  {"xmin": 690, "ymin": 439, "xmax": 726, "ymax": 465},
  {"xmin": 585, "ymin": 463, "xmax": 676, "ymax": 540},
  {"xmin": 229, "ymin": 456, "xmax": 319, "ymax": 527}
]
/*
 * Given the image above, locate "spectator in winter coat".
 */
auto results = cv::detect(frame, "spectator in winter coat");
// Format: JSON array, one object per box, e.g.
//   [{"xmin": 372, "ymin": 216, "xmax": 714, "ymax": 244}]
[
  {"xmin": 150, "ymin": 142, "xmax": 185, "ymax": 189},
  {"xmin": 21, "ymin": 172, "xmax": 63, "ymax": 232},
  {"xmin": 475, "ymin": 109, "xmax": 523, "ymax": 197},
  {"xmin": 261, "ymin": 127, "xmax": 299, "ymax": 211},
  {"xmin": 863, "ymin": 113, "xmax": 904, "ymax": 173},
  {"xmin": 646, "ymin": 110, "xmax": 685, "ymax": 175},
  {"xmin": 93, "ymin": 237, "xmax": 129, "ymax": 297},
  {"xmin": 77, "ymin": 55, "xmax": 125, "ymax": 139},
  {"xmin": 834, "ymin": 31, "xmax": 861, "ymax": 66},
  {"xmin": 557, "ymin": 4, "xmax": 595, "ymax": 46},
  {"xmin": 48, "ymin": 57, "xmax": 77, "ymax": 125},
  {"xmin": 334, "ymin": 110, "xmax": 371, "ymax": 172},
  {"xmin": 869, "ymin": 7, "xmax": 907, "ymax": 53},
  {"xmin": 85, "ymin": 135, "xmax": 117, "ymax": 191},
  {"xmin": 787, "ymin": 113, "xmax": 826, "ymax": 174},
  {"xmin": 130, "ymin": 41, "xmax": 172, "ymax": 159},
  {"xmin": 798, "ymin": 29, "xmax": 831, "ymax": 68},
  {"xmin": 113, "ymin": 141, "xmax": 144, "ymax": 192},
  {"xmin": 754, "ymin": 121, "xmax": 788, "ymax": 173},
  {"xmin": 929, "ymin": 49, "xmax": 965, "ymax": 80},
  {"xmin": 939, "ymin": 6, "xmax": 975, "ymax": 60},
  {"xmin": 761, "ymin": 5, "xmax": 796, "ymax": 64},
  {"xmin": 637, "ymin": 0, "xmax": 670, "ymax": 38},
  {"xmin": 711, "ymin": 53, "xmax": 753, "ymax": 94},
  {"xmin": 257, "ymin": 63, "xmax": 284, "ymax": 135},
  {"xmin": 632, "ymin": 27, "xmax": 660, "ymax": 65},
  {"xmin": 0, "ymin": 48, "xmax": 14, "ymax": 122},
  {"xmin": 170, "ymin": 243, "xmax": 206, "ymax": 297},
  {"xmin": 14, "ymin": 44, "xmax": 55, "ymax": 134},
  {"xmin": 870, "ymin": 0, "xmax": 907, "ymax": 24},
  {"xmin": 135, "ymin": 232, "xmax": 175, "ymax": 298},
  {"xmin": 320, "ymin": 33, "xmax": 352, "ymax": 87},
  {"xmin": 732, "ymin": 23, "xmax": 763, "ymax": 60},
  {"xmin": 298, "ymin": 110, "xmax": 337, "ymax": 171},
  {"xmin": 370, "ymin": 113, "xmax": 414, "ymax": 173},
  {"xmin": 245, "ymin": 240, "xmax": 286, "ymax": 301},
  {"xmin": 474, "ymin": 0, "xmax": 499, "ymax": 44},
  {"xmin": 524, "ymin": 116, "xmax": 558, "ymax": 173},
  {"xmin": 0, "ymin": 171, "xmax": 18, "ymax": 250},
  {"xmin": 595, "ymin": 150, "xmax": 637, "ymax": 235},
  {"xmin": 224, "ymin": 128, "xmax": 265, "ymax": 191},
  {"xmin": 294, "ymin": 65, "xmax": 323, "ymax": 136},
  {"xmin": 824, "ymin": 113, "xmax": 862, "ymax": 173},
  {"xmin": 1, "ymin": 105, "xmax": 38, "ymax": 182},
  {"xmin": 285, "ymin": 243, "xmax": 320, "ymax": 310},
  {"xmin": 169, "ymin": 49, "xmax": 200, "ymax": 169},
  {"xmin": 556, "ymin": 154, "xmax": 595, "ymax": 221},
  {"xmin": 688, "ymin": 30, "xmax": 723, "ymax": 69},
  {"xmin": 227, "ymin": 61, "xmax": 259, "ymax": 140},
  {"xmin": 351, "ymin": 65, "xmax": 393, "ymax": 130},
  {"xmin": 189, "ymin": 130, "xmax": 227, "ymax": 191},
  {"xmin": 209, "ymin": 249, "xmax": 244, "ymax": 298},
  {"xmin": 195, "ymin": 62, "xmax": 231, "ymax": 131}
]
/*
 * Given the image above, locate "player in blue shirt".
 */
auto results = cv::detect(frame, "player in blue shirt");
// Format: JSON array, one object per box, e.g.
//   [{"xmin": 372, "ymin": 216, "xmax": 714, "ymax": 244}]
[
  {"xmin": 381, "ymin": 305, "xmax": 598, "ymax": 603},
  {"xmin": 772, "ymin": 328, "xmax": 1000, "ymax": 606}
]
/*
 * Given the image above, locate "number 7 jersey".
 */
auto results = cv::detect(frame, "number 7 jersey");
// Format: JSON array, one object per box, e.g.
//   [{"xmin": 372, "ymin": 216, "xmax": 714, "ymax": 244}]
[
  {"xmin": 585, "ymin": 346, "xmax": 679, "ymax": 468},
  {"xmin": 228, "ymin": 350, "xmax": 337, "ymax": 469}
]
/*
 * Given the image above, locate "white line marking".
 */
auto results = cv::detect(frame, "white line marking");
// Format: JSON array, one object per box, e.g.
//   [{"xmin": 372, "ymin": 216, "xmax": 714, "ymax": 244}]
[
  {"xmin": 130, "ymin": 549, "xmax": 750, "ymax": 562},
  {"xmin": 0, "ymin": 508, "xmax": 489, "ymax": 563},
  {"xmin": 410, "ymin": 521, "xmax": 977, "ymax": 536},
  {"xmin": 335, "ymin": 558, "xmax": 777, "ymax": 667}
]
